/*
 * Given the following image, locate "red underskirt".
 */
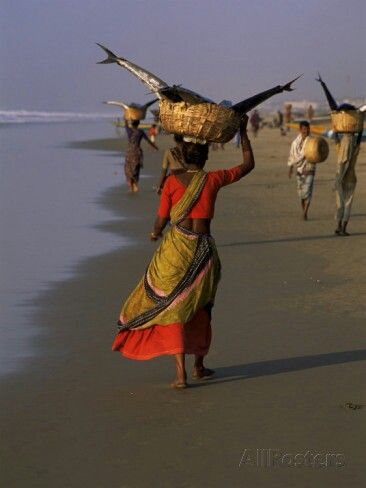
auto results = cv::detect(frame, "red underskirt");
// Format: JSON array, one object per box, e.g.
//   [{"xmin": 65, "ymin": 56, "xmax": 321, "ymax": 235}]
[{"xmin": 112, "ymin": 308, "xmax": 211, "ymax": 360}]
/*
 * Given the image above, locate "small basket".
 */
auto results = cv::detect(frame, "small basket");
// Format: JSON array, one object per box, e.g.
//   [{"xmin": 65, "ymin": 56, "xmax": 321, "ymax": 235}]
[
  {"xmin": 331, "ymin": 110, "xmax": 364, "ymax": 133},
  {"xmin": 159, "ymin": 99, "xmax": 242, "ymax": 143},
  {"xmin": 125, "ymin": 107, "xmax": 146, "ymax": 121},
  {"xmin": 303, "ymin": 136, "xmax": 329, "ymax": 164}
]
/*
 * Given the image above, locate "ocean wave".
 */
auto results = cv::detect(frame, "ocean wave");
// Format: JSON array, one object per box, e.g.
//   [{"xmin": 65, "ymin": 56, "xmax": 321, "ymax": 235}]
[{"xmin": 0, "ymin": 110, "xmax": 114, "ymax": 124}]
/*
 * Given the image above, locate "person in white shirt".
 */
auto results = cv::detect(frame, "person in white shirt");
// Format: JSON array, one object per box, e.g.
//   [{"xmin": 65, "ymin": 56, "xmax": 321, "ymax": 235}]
[{"xmin": 288, "ymin": 121, "xmax": 316, "ymax": 220}]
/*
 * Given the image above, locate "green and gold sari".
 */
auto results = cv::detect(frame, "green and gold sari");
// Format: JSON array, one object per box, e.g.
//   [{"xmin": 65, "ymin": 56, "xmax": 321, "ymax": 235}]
[{"xmin": 118, "ymin": 171, "xmax": 221, "ymax": 331}]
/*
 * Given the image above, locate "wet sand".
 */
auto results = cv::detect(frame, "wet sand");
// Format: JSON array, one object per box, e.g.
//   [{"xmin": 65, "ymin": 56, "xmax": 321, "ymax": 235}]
[{"xmin": 1, "ymin": 129, "xmax": 365, "ymax": 487}]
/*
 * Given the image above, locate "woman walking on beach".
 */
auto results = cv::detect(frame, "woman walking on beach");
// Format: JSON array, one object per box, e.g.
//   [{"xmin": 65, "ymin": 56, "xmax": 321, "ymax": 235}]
[
  {"xmin": 249, "ymin": 110, "xmax": 261, "ymax": 137},
  {"xmin": 112, "ymin": 116, "xmax": 255, "ymax": 388},
  {"xmin": 124, "ymin": 119, "xmax": 158, "ymax": 192}
]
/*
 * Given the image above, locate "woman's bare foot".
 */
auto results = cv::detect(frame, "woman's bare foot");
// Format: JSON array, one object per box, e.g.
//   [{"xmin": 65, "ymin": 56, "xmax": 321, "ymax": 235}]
[
  {"xmin": 132, "ymin": 183, "xmax": 139, "ymax": 193},
  {"xmin": 171, "ymin": 371, "xmax": 187, "ymax": 389},
  {"xmin": 171, "ymin": 353, "xmax": 187, "ymax": 389},
  {"xmin": 170, "ymin": 378, "xmax": 188, "ymax": 389}
]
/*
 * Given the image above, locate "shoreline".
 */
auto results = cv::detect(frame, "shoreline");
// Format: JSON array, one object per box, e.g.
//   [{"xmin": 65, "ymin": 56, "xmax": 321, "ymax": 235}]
[
  {"xmin": 1, "ymin": 129, "xmax": 365, "ymax": 487},
  {"xmin": 0, "ymin": 121, "xmax": 126, "ymax": 379}
]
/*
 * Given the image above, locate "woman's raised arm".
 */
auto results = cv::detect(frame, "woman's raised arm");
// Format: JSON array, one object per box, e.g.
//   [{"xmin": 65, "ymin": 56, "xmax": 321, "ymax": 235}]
[{"xmin": 239, "ymin": 115, "xmax": 255, "ymax": 176}]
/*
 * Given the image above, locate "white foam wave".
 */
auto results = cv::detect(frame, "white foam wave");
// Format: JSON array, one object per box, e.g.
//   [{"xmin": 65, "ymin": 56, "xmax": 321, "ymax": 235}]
[{"xmin": 0, "ymin": 110, "xmax": 114, "ymax": 124}]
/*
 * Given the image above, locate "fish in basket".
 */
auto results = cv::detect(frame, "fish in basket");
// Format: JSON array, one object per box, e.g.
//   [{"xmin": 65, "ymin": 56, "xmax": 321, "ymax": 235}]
[
  {"xmin": 97, "ymin": 43, "xmax": 301, "ymax": 143},
  {"xmin": 316, "ymin": 73, "xmax": 365, "ymax": 133},
  {"xmin": 103, "ymin": 99, "xmax": 157, "ymax": 121}
]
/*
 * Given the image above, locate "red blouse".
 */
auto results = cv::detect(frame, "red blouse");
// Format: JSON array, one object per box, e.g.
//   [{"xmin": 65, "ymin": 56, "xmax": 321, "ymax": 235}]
[{"xmin": 158, "ymin": 165, "xmax": 244, "ymax": 219}]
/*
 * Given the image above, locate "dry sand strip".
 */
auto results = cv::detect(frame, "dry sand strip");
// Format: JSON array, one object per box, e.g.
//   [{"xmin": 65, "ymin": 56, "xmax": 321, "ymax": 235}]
[{"xmin": 1, "ymin": 130, "xmax": 365, "ymax": 487}]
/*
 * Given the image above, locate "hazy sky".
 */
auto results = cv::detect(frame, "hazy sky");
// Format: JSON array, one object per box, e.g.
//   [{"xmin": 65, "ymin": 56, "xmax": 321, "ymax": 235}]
[{"xmin": 1, "ymin": 0, "xmax": 365, "ymax": 112}]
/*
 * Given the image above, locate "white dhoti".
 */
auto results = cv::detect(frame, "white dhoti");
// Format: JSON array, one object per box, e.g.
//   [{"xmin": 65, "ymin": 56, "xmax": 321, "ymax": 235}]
[{"xmin": 288, "ymin": 134, "xmax": 316, "ymax": 201}]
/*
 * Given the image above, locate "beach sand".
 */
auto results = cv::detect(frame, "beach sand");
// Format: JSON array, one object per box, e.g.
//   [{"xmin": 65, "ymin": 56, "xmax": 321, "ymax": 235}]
[{"xmin": 1, "ymin": 129, "xmax": 365, "ymax": 487}]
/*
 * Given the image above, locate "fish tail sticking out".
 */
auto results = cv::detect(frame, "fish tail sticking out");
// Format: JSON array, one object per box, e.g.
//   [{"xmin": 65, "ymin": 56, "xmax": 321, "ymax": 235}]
[
  {"xmin": 232, "ymin": 75, "xmax": 303, "ymax": 115},
  {"xmin": 315, "ymin": 73, "xmax": 338, "ymax": 111},
  {"xmin": 103, "ymin": 101, "xmax": 130, "ymax": 110},
  {"xmin": 142, "ymin": 99, "xmax": 159, "ymax": 109},
  {"xmin": 281, "ymin": 74, "xmax": 303, "ymax": 92},
  {"xmin": 96, "ymin": 43, "xmax": 119, "ymax": 64},
  {"xmin": 96, "ymin": 43, "xmax": 168, "ymax": 97}
]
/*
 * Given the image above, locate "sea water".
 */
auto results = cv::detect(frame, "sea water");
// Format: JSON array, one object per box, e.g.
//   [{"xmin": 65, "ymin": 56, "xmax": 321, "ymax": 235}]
[{"xmin": 0, "ymin": 114, "xmax": 127, "ymax": 376}]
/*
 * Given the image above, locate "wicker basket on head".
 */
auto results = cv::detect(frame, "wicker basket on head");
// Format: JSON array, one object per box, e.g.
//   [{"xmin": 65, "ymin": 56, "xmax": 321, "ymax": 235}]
[
  {"xmin": 331, "ymin": 110, "xmax": 364, "ymax": 133},
  {"xmin": 125, "ymin": 107, "xmax": 146, "ymax": 121},
  {"xmin": 303, "ymin": 136, "xmax": 329, "ymax": 164},
  {"xmin": 159, "ymin": 99, "xmax": 242, "ymax": 143}
]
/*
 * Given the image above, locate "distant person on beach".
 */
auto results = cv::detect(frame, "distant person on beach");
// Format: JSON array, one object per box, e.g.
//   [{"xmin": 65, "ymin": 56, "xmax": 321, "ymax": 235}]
[
  {"xmin": 112, "ymin": 116, "xmax": 255, "ymax": 389},
  {"xmin": 148, "ymin": 124, "xmax": 158, "ymax": 144},
  {"xmin": 307, "ymin": 104, "xmax": 314, "ymax": 122},
  {"xmin": 277, "ymin": 110, "xmax": 283, "ymax": 126},
  {"xmin": 333, "ymin": 125, "xmax": 363, "ymax": 235},
  {"xmin": 156, "ymin": 134, "xmax": 185, "ymax": 194},
  {"xmin": 249, "ymin": 110, "xmax": 261, "ymax": 137},
  {"xmin": 316, "ymin": 74, "xmax": 364, "ymax": 235},
  {"xmin": 288, "ymin": 121, "xmax": 316, "ymax": 220},
  {"xmin": 124, "ymin": 119, "xmax": 158, "ymax": 192},
  {"xmin": 284, "ymin": 104, "xmax": 292, "ymax": 132},
  {"xmin": 277, "ymin": 110, "xmax": 286, "ymax": 135}
]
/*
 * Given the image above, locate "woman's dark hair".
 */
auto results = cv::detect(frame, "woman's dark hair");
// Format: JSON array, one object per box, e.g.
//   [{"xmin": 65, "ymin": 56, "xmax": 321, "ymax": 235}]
[
  {"xmin": 131, "ymin": 120, "xmax": 140, "ymax": 128},
  {"xmin": 181, "ymin": 142, "xmax": 209, "ymax": 168},
  {"xmin": 173, "ymin": 134, "xmax": 183, "ymax": 143}
]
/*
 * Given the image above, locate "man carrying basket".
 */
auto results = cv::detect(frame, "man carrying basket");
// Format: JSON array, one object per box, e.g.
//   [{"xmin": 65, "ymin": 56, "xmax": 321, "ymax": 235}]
[
  {"xmin": 316, "ymin": 74, "xmax": 364, "ymax": 235},
  {"xmin": 288, "ymin": 121, "xmax": 316, "ymax": 221}
]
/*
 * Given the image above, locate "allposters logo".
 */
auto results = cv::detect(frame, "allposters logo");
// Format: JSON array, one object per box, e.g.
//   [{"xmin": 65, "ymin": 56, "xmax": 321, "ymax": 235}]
[{"xmin": 239, "ymin": 449, "xmax": 346, "ymax": 469}]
